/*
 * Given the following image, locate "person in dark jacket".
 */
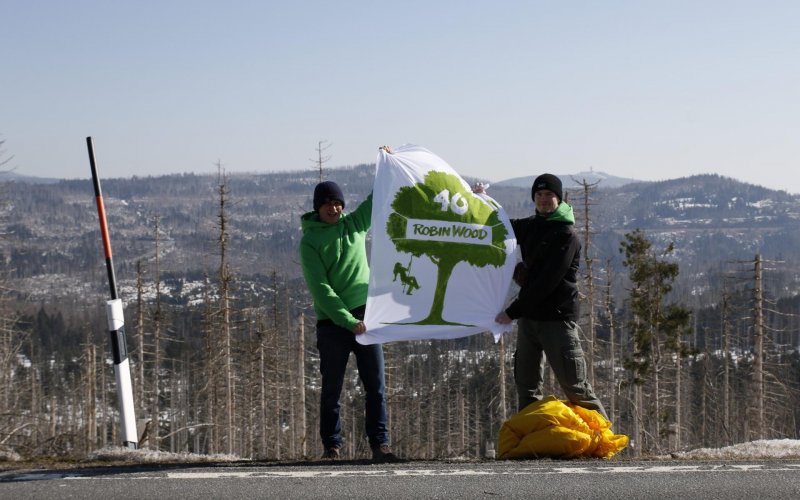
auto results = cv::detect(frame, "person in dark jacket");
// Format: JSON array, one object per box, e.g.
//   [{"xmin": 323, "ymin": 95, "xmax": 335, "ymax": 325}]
[
  {"xmin": 493, "ymin": 174, "xmax": 608, "ymax": 419},
  {"xmin": 299, "ymin": 179, "xmax": 398, "ymax": 462}
]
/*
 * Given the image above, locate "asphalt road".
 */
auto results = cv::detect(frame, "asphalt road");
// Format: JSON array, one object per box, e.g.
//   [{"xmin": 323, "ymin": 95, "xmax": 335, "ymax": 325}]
[{"xmin": 2, "ymin": 459, "xmax": 800, "ymax": 499}]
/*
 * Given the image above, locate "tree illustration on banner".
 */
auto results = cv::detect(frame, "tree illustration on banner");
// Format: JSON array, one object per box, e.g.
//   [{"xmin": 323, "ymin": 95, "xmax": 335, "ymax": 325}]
[{"xmin": 386, "ymin": 170, "xmax": 509, "ymax": 326}]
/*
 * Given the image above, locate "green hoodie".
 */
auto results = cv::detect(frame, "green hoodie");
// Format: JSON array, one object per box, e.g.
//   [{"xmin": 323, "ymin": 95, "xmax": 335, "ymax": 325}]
[
  {"xmin": 299, "ymin": 193, "xmax": 372, "ymax": 330},
  {"xmin": 544, "ymin": 200, "xmax": 575, "ymax": 224}
]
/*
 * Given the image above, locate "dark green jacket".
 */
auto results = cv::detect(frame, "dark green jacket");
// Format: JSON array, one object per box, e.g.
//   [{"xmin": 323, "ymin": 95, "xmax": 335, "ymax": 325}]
[{"xmin": 299, "ymin": 194, "xmax": 372, "ymax": 330}]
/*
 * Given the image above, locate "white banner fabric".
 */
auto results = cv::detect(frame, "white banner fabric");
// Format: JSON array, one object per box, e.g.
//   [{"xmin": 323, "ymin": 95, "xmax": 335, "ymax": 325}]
[{"xmin": 358, "ymin": 144, "xmax": 517, "ymax": 345}]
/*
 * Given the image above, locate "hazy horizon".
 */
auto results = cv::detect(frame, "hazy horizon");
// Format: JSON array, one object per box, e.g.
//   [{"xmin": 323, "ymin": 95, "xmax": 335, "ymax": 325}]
[{"xmin": 4, "ymin": 1, "xmax": 799, "ymax": 194}]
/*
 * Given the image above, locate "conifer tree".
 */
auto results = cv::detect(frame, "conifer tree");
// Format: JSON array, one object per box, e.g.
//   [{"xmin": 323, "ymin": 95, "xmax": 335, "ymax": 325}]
[{"xmin": 620, "ymin": 229, "xmax": 692, "ymax": 453}]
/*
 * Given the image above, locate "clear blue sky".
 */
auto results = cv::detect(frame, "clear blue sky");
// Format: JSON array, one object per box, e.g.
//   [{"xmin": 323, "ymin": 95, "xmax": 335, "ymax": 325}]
[{"xmin": 4, "ymin": 1, "xmax": 800, "ymax": 193}]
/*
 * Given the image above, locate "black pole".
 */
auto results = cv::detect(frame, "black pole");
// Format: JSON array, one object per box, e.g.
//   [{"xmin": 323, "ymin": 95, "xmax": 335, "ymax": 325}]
[{"xmin": 87, "ymin": 136, "xmax": 119, "ymax": 301}]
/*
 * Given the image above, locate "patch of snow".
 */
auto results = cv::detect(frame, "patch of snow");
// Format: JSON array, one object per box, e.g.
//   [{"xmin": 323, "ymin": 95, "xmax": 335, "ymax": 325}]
[
  {"xmin": 668, "ymin": 439, "xmax": 800, "ymax": 459},
  {"xmin": 80, "ymin": 440, "xmax": 800, "ymax": 463},
  {"xmin": 88, "ymin": 446, "xmax": 243, "ymax": 463},
  {"xmin": 749, "ymin": 199, "xmax": 774, "ymax": 209},
  {"xmin": 0, "ymin": 449, "xmax": 23, "ymax": 462}
]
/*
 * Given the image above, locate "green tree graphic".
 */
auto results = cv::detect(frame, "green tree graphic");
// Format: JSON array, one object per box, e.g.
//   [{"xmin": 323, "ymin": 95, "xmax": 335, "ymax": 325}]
[{"xmin": 386, "ymin": 171, "xmax": 509, "ymax": 325}]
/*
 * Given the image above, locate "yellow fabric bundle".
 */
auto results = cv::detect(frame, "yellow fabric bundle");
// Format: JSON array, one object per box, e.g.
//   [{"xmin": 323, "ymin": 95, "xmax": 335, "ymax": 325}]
[{"xmin": 498, "ymin": 395, "xmax": 629, "ymax": 459}]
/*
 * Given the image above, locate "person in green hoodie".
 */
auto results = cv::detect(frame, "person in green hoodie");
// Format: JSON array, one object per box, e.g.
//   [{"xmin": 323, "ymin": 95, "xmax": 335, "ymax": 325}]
[
  {"xmin": 493, "ymin": 174, "xmax": 608, "ymax": 419},
  {"xmin": 299, "ymin": 179, "xmax": 397, "ymax": 462}
]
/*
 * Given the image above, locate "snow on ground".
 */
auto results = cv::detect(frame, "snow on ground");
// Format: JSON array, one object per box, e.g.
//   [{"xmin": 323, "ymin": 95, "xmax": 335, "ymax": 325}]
[
  {"xmin": 667, "ymin": 439, "xmax": 800, "ymax": 460},
  {"xmin": 4, "ymin": 439, "xmax": 797, "ymax": 464},
  {"xmin": 88, "ymin": 447, "xmax": 241, "ymax": 463},
  {"xmin": 85, "ymin": 439, "xmax": 800, "ymax": 463}
]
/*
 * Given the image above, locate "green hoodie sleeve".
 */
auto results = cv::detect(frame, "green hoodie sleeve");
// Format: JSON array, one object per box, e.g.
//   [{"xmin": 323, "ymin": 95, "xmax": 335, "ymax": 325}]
[{"xmin": 349, "ymin": 192, "xmax": 373, "ymax": 232}]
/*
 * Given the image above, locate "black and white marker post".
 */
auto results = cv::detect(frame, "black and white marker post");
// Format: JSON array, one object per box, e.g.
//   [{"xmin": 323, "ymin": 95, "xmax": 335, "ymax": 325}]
[{"xmin": 87, "ymin": 136, "xmax": 138, "ymax": 449}]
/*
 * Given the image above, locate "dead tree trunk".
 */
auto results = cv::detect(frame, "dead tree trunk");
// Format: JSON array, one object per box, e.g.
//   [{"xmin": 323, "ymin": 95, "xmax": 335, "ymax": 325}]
[
  {"xmin": 202, "ymin": 275, "xmax": 218, "ymax": 454},
  {"xmin": 298, "ymin": 312, "xmax": 307, "ymax": 458},
  {"xmin": 498, "ymin": 335, "xmax": 508, "ymax": 422},
  {"xmin": 216, "ymin": 167, "xmax": 235, "ymax": 455},
  {"xmin": 576, "ymin": 178, "xmax": 600, "ymax": 384},
  {"xmin": 722, "ymin": 292, "xmax": 731, "ymax": 444},
  {"xmin": 311, "ymin": 140, "xmax": 332, "ymax": 182},
  {"xmin": 753, "ymin": 254, "xmax": 764, "ymax": 439},
  {"xmin": 674, "ymin": 353, "xmax": 681, "ymax": 451},
  {"xmin": 150, "ymin": 215, "xmax": 163, "ymax": 450},
  {"xmin": 633, "ymin": 383, "xmax": 642, "ymax": 457},
  {"xmin": 85, "ymin": 339, "xmax": 97, "ymax": 452},
  {"xmin": 604, "ymin": 261, "xmax": 617, "ymax": 422},
  {"xmin": 135, "ymin": 261, "xmax": 146, "ymax": 414}
]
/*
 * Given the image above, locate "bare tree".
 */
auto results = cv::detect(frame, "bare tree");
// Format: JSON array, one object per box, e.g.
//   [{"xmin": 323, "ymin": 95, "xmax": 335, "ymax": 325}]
[
  {"xmin": 310, "ymin": 140, "xmax": 332, "ymax": 182},
  {"xmin": 134, "ymin": 261, "xmax": 146, "ymax": 415},
  {"xmin": 149, "ymin": 215, "xmax": 164, "ymax": 449},
  {"xmin": 0, "ymin": 137, "xmax": 13, "ymax": 172},
  {"xmin": 721, "ymin": 292, "xmax": 732, "ymax": 444},
  {"xmin": 201, "ymin": 273, "xmax": 220, "ymax": 454},
  {"xmin": 83, "ymin": 333, "xmax": 97, "ymax": 452},
  {"xmin": 0, "ymin": 138, "xmax": 28, "ymax": 456},
  {"xmin": 215, "ymin": 163, "xmax": 235, "ymax": 454},
  {"xmin": 573, "ymin": 177, "xmax": 601, "ymax": 384},
  {"xmin": 603, "ymin": 260, "xmax": 618, "ymax": 423},
  {"xmin": 498, "ymin": 335, "xmax": 508, "ymax": 423},
  {"xmin": 296, "ymin": 312, "xmax": 307, "ymax": 458},
  {"xmin": 752, "ymin": 254, "xmax": 764, "ymax": 439}
]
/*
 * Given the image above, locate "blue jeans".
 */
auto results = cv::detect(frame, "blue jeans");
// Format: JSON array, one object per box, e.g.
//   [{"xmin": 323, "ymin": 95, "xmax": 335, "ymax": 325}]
[{"xmin": 316, "ymin": 322, "xmax": 389, "ymax": 449}]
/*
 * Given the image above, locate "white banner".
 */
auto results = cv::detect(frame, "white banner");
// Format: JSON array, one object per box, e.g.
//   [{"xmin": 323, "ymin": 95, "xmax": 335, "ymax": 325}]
[{"xmin": 358, "ymin": 144, "xmax": 517, "ymax": 345}]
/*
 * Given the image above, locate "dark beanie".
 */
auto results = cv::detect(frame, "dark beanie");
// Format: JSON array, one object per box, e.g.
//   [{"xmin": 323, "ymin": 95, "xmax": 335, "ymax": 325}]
[
  {"xmin": 313, "ymin": 181, "xmax": 345, "ymax": 211},
  {"xmin": 531, "ymin": 173, "xmax": 563, "ymax": 202}
]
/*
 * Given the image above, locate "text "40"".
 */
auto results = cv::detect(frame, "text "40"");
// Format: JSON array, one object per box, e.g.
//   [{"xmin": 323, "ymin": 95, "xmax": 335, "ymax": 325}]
[{"xmin": 433, "ymin": 189, "xmax": 469, "ymax": 215}]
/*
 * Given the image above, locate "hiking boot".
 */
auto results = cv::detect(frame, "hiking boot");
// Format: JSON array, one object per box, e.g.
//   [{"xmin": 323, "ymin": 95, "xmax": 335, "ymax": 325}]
[
  {"xmin": 321, "ymin": 446, "xmax": 340, "ymax": 460},
  {"xmin": 371, "ymin": 444, "xmax": 400, "ymax": 463}
]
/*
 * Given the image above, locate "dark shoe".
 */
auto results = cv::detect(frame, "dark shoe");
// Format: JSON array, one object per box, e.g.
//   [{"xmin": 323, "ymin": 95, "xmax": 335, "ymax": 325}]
[
  {"xmin": 371, "ymin": 444, "xmax": 400, "ymax": 463},
  {"xmin": 321, "ymin": 447, "xmax": 340, "ymax": 460}
]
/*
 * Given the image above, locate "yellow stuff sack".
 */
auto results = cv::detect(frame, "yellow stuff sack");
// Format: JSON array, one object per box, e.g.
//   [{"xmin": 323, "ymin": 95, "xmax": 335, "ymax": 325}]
[{"xmin": 498, "ymin": 395, "xmax": 628, "ymax": 459}]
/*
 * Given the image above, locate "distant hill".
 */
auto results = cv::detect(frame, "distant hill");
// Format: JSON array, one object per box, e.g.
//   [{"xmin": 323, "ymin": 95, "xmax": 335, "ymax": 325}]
[
  {"xmin": 494, "ymin": 170, "xmax": 639, "ymax": 189},
  {"xmin": 0, "ymin": 170, "xmax": 61, "ymax": 184},
  {"xmin": 3, "ymin": 167, "xmax": 799, "ymax": 308}
]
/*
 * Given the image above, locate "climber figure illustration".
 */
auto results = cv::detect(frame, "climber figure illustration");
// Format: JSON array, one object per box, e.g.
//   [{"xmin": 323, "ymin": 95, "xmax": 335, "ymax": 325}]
[{"xmin": 392, "ymin": 261, "xmax": 421, "ymax": 295}]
